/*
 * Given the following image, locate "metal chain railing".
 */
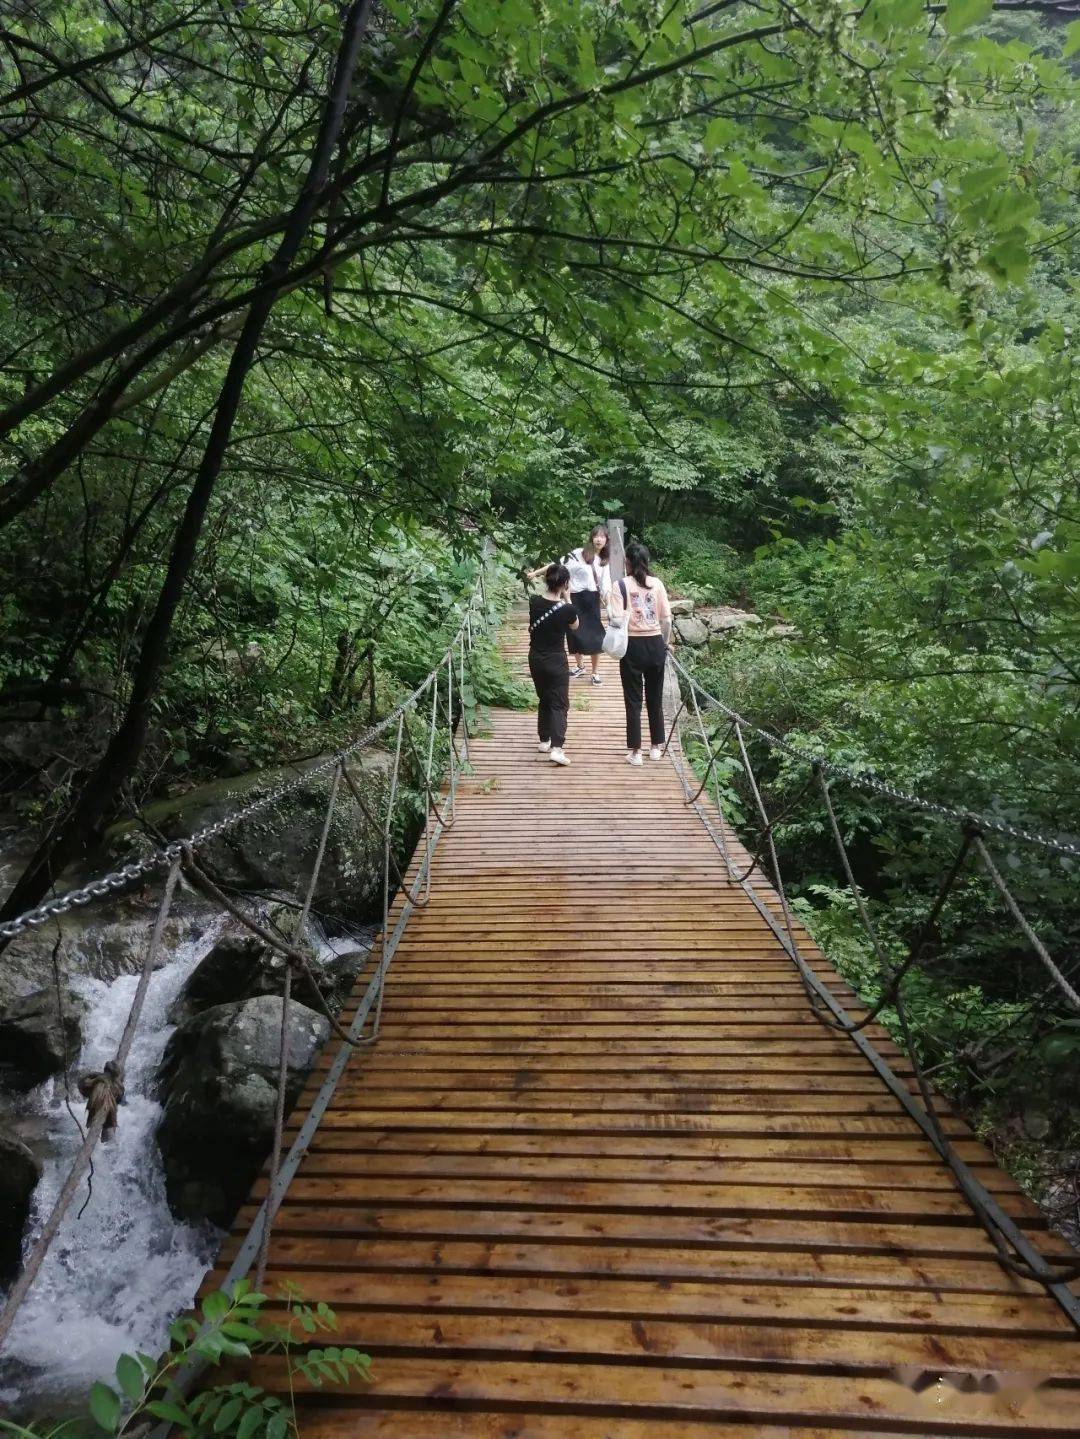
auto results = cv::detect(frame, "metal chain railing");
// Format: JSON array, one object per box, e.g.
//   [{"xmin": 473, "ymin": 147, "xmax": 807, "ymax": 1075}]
[
  {"xmin": 0, "ymin": 560, "xmax": 492, "ymax": 1352},
  {"xmin": 669, "ymin": 653, "xmax": 1080, "ymax": 859},
  {"xmin": 665, "ymin": 654, "xmax": 1080, "ymax": 1317},
  {"xmin": 0, "ymin": 580, "xmax": 488, "ymax": 945}
]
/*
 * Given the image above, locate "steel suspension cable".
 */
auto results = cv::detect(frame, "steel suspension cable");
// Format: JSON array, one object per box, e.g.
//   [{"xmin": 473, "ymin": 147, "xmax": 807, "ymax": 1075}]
[
  {"xmin": 254, "ymin": 761, "xmax": 342, "ymax": 1290},
  {"xmin": 971, "ymin": 834, "xmax": 1080, "ymax": 1014}
]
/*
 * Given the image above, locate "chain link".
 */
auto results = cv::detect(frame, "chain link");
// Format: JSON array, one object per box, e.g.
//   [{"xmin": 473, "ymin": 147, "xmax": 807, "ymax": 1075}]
[
  {"xmin": 670, "ymin": 653, "xmax": 1080, "ymax": 859},
  {"xmin": 0, "ymin": 571, "xmax": 488, "ymax": 943}
]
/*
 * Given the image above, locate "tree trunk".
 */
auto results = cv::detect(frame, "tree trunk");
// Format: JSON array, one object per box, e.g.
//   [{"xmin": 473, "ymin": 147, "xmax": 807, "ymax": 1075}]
[{"xmin": 0, "ymin": 0, "xmax": 376, "ymax": 925}]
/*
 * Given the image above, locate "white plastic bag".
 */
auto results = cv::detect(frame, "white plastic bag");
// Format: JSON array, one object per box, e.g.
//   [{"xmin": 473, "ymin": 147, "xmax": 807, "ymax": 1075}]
[{"xmin": 602, "ymin": 620, "xmax": 628, "ymax": 659}]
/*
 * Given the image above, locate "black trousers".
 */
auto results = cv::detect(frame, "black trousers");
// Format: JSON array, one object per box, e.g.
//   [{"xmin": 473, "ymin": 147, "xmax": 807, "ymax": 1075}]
[
  {"xmin": 529, "ymin": 650, "xmax": 569, "ymax": 747},
  {"xmin": 620, "ymin": 634, "xmax": 667, "ymax": 750}
]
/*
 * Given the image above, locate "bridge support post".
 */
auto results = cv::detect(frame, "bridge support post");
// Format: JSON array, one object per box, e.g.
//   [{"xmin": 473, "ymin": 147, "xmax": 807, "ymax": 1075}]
[{"xmin": 606, "ymin": 515, "xmax": 625, "ymax": 581}]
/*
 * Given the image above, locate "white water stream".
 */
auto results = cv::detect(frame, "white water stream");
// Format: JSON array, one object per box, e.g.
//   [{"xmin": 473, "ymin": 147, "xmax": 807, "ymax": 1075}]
[
  {"xmin": 0, "ymin": 908, "xmax": 372, "ymax": 1415},
  {"xmin": 0, "ymin": 921, "xmax": 223, "ymax": 1410}
]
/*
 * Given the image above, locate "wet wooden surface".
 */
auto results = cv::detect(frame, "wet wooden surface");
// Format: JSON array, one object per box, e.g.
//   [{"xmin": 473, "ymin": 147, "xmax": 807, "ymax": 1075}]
[{"xmin": 212, "ymin": 611, "xmax": 1080, "ymax": 1434}]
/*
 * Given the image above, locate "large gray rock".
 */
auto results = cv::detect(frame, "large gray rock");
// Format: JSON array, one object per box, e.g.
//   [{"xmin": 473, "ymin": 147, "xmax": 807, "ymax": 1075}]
[
  {"xmin": 698, "ymin": 605, "xmax": 763, "ymax": 636},
  {"xmin": 669, "ymin": 597, "xmax": 695, "ymax": 616},
  {"xmin": 0, "ymin": 890, "xmax": 217, "ymax": 1011},
  {"xmin": 109, "ymin": 753, "xmax": 393, "ymax": 921},
  {"xmin": 0, "ymin": 984, "xmax": 87, "ymax": 1089},
  {"xmin": 674, "ymin": 614, "xmax": 709, "ymax": 648},
  {"xmin": 168, "ymin": 927, "xmax": 370, "ymax": 1027},
  {"xmin": 0, "ymin": 1129, "xmax": 41, "ymax": 1283},
  {"xmin": 156, "ymin": 995, "xmax": 330, "ymax": 1226}
]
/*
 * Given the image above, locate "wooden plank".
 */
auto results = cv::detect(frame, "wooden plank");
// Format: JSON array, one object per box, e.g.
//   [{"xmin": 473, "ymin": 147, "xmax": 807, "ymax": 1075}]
[
  {"xmin": 249, "ymin": 1176, "xmax": 1043, "ymax": 1225},
  {"xmin": 233, "ymin": 1202, "xmax": 1075, "ymax": 1257},
  {"xmin": 297, "ymin": 1107, "xmax": 977, "ymax": 1138},
  {"xmin": 232, "ymin": 1357, "xmax": 1080, "ymax": 1434},
  {"xmin": 288, "ymin": 1128, "xmax": 993, "ymax": 1163},
  {"xmin": 244, "ymin": 1269, "xmax": 1073, "ymax": 1334},
  {"xmin": 284, "ymin": 1152, "xmax": 1025, "ymax": 1197},
  {"xmin": 235, "ymin": 1306, "xmax": 1080, "ymax": 1372},
  {"xmin": 276, "ymin": 1416, "xmax": 907, "ymax": 1439},
  {"xmin": 212, "ymin": 1233, "xmax": 1045, "ymax": 1295}
]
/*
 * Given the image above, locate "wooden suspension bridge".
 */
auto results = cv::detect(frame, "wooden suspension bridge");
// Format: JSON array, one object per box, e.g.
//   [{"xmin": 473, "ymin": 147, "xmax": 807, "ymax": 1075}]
[{"xmin": 208, "ymin": 611, "xmax": 1080, "ymax": 1436}]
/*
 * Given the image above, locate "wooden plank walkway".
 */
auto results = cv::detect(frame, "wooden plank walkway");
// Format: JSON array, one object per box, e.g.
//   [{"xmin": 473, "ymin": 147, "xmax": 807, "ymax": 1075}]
[{"xmin": 213, "ymin": 610, "xmax": 1080, "ymax": 1435}]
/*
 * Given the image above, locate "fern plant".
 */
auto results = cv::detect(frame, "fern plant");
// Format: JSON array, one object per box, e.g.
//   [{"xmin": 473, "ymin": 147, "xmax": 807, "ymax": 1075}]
[{"xmin": 0, "ymin": 1283, "xmax": 370, "ymax": 1439}]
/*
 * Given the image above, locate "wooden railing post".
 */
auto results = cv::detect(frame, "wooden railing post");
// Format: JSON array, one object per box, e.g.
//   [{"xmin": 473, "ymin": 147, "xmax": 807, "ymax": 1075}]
[{"xmin": 607, "ymin": 516, "xmax": 625, "ymax": 580}]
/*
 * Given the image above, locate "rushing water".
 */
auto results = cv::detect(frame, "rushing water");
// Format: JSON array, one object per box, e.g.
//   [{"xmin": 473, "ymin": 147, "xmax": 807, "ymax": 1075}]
[
  {"xmin": 0, "ymin": 913, "xmax": 372, "ymax": 1415},
  {"xmin": 0, "ymin": 920, "xmax": 223, "ymax": 1410}
]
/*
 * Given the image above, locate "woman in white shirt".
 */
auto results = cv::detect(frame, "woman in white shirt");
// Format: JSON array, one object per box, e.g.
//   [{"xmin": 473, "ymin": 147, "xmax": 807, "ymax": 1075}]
[
  {"xmin": 529, "ymin": 526, "xmax": 611, "ymax": 684},
  {"xmin": 608, "ymin": 541, "xmax": 672, "ymax": 766}
]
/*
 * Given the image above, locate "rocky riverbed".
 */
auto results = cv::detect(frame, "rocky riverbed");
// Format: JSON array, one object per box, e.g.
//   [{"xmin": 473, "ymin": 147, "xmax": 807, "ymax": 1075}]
[
  {"xmin": 0, "ymin": 753, "xmax": 387, "ymax": 1415},
  {"xmin": 670, "ymin": 597, "xmax": 799, "ymax": 649}
]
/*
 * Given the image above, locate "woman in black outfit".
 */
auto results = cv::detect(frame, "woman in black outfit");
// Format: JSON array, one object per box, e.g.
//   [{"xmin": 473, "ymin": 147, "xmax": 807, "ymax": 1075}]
[
  {"xmin": 528, "ymin": 563, "xmax": 579, "ymax": 767},
  {"xmin": 526, "ymin": 526, "xmax": 610, "ymax": 683}
]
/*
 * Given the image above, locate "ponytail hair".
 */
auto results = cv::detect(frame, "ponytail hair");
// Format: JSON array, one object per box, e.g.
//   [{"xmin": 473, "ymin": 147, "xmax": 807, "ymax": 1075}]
[
  {"xmin": 625, "ymin": 541, "xmax": 651, "ymax": 588},
  {"xmin": 545, "ymin": 561, "xmax": 570, "ymax": 592}
]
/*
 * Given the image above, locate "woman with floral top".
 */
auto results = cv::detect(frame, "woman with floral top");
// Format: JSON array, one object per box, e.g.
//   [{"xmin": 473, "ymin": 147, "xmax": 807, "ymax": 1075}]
[{"xmin": 608, "ymin": 541, "xmax": 672, "ymax": 767}]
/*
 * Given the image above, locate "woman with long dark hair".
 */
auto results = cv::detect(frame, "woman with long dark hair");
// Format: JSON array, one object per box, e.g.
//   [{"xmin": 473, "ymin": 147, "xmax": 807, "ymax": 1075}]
[
  {"xmin": 527, "ymin": 562, "xmax": 579, "ymax": 767},
  {"xmin": 564, "ymin": 525, "xmax": 610, "ymax": 684},
  {"xmin": 609, "ymin": 541, "xmax": 672, "ymax": 766},
  {"xmin": 528, "ymin": 525, "xmax": 610, "ymax": 684}
]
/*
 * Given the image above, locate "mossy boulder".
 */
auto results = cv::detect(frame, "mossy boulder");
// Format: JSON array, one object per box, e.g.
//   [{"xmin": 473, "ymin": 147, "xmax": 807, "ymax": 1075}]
[
  {"xmin": 155, "ymin": 995, "xmax": 329, "ymax": 1226},
  {"xmin": 108, "ymin": 752, "xmax": 394, "ymax": 921}
]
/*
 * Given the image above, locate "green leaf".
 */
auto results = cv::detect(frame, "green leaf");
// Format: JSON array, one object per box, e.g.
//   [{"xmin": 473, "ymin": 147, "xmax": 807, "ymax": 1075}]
[
  {"xmin": 222, "ymin": 1321, "xmax": 264, "ymax": 1342},
  {"xmin": 236, "ymin": 1407, "xmax": 265, "ymax": 1439},
  {"xmin": 1064, "ymin": 18, "xmax": 1080, "ymax": 56},
  {"xmin": 202, "ymin": 1290, "xmax": 230, "ymax": 1324},
  {"xmin": 88, "ymin": 1383, "xmax": 121, "ymax": 1434},
  {"xmin": 945, "ymin": 0, "xmax": 992, "ymax": 32},
  {"xmin": 266, "ymin": 1415, "xmax": 288, "ymax": 1439},
  {"xmin": 214, "ymin": 1397, "xmax": 244, "ymax": 1432},
  {"xmin": 115, "ymin": 1353, "xmax": 144, "ymax": 1404},
  {"xmin": 703, "ymin": 118, "xmax": 736, "ymax": 153},
  {"xmin": 984, "ymin": 235, "xmax": 1030, "ymax": 284},
  {"xmin": 145, "ymin": 1401, "xmax": 192, "ymax": 1426}
]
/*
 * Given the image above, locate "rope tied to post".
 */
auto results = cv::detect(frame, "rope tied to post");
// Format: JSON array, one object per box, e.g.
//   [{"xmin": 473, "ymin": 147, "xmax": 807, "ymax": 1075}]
[{"xmin": 77, "ymin": 1061, "xmax": 124, "ymax": 1142}]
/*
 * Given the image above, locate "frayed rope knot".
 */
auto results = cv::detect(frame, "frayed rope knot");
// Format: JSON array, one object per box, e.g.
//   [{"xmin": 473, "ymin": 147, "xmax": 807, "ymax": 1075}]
[{"xmin": 78, "ymin": 1060, "xmax": 125, "ymax": 1141}]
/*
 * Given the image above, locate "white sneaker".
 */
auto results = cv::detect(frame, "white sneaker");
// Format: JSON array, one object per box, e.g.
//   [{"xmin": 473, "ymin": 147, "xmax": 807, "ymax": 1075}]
[
  {"xmin": 568, "ymin": 666, "xmax": 585, "ymax": 678},
  {"xmin": 626, "ymin": 751, "xmax": 643, "ymax": 767},
  {"xmin": 591, "ymin": 674, "xmax": 602, "ymax": 685},
  {"xmin": 549, "ymin": 748, "xmax": 570, "ymax": 766},
  {"xmin": 650, "ymin": 746, "xmax": 663, "ymax": 760},
  {"xmin": 537, "ymin": 740, "xmax": 551, "ymax": 753}
]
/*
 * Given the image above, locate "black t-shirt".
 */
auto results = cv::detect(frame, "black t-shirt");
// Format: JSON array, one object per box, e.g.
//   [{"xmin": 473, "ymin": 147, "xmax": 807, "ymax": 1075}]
[{"xmin": 529, "ymin": 596, "xmax": 576, "ymax": 655}]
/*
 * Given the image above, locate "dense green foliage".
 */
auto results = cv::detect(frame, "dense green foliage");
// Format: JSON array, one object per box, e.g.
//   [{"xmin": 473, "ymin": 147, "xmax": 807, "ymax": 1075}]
[{"xmin": 0, "ymin": 0, "xmax": 1077, "ymax": 1207}]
